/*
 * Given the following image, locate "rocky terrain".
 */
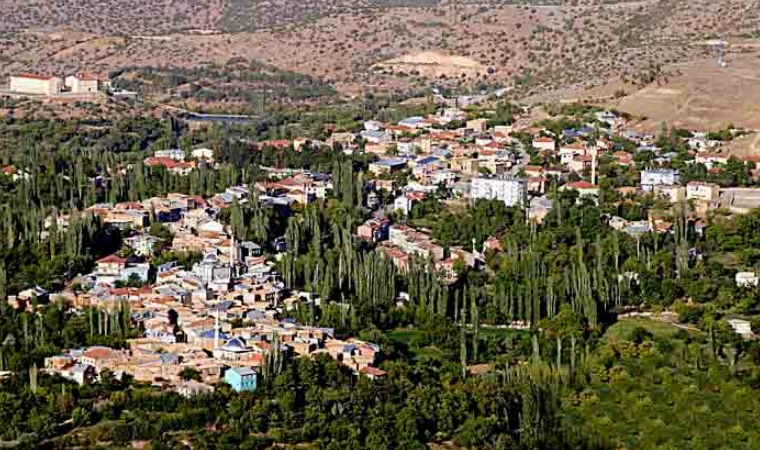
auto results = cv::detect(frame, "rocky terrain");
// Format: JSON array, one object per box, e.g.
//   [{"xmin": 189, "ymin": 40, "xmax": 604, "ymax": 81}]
[{"xmin": 1, "ymin": 0, "xmax": 759, "ymax": 107}]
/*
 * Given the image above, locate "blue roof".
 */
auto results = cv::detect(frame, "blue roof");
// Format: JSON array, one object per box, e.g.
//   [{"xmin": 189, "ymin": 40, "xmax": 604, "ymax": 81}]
[
  {"xmin": 318, "ymin": 327, "xmax": 335, "ymax": 337},
  {"xmin": 230, "ymin": 366, "xmax": 256, "ymax": 376},
  {"xmin": 374, "ymin": 158, "xmax": 407, "ymax": 167},
  {"xmin": 399, "ymin": 116, "xmax": 425, "ymax": 126},
  {"xmin": 222, "ymin": 337, "xmax": 248, "ymax": 351},
  {"xmin": 198, "ymin": 329, "xmax": 228, "ymax": 340},
  {"xmin": 217, "ymin": 300, "xmax": 233, "ymax": 311},
  {"xmin": 246, "ymin": 310, "xmax": 265, "ymax": 319},
  {"xmin": 161, "ymin": 354, "xmax": 179, "ymax": 364},
  {"xmin": 416, "ymin": 156, "xmax": 440, "ymax": 166}
]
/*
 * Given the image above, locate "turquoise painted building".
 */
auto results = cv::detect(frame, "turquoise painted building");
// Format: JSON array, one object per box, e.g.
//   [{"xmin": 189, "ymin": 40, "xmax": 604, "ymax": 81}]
[{"xmin": 224, "ymin": 366, "xmax": 258, "ymax": 392}]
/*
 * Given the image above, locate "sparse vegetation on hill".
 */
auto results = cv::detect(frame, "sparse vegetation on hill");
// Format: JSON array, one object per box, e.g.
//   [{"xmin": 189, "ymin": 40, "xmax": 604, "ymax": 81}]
[{"xmin": 112, "ymin": 60, "xmax": 337, "ymax": 113}]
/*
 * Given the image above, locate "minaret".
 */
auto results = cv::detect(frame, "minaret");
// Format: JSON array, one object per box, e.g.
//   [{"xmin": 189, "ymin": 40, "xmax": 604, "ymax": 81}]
[
  {"xmin": 230, "ymin": 235, "xmax": 237, "ymax": 265},
  {"xmin": 591, "ymin": 146, "xmax": 598, "ymax": 186},
  {"xmin": 229, "ymin": 234, "xmax": 237, "ymax": 278},
  {"xmin": 213, "ymin": 305, "xmax": 220, "ymax": 355}
]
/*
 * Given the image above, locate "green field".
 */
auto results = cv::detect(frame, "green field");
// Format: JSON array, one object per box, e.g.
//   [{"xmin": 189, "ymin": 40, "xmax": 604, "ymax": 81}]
[{"xmin": 604, "ymin": 318, "xmax": 704, "ymax": 341}]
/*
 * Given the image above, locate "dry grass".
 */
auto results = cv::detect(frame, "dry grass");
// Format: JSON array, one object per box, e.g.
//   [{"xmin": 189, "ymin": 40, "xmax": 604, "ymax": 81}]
[{"xmin": 610, "ymin": 50, "xmax": 760, "ymax": 132}]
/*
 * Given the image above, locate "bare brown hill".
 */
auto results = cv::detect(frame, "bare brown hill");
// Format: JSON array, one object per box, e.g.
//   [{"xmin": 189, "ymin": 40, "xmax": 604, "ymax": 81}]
[
  {"xmin": 1, "ymin": 0, "xmax": 760, "ymax": 124},
  {"xmin": 611, "ymin": 51, "xmax": 760, "ymax": 132}
]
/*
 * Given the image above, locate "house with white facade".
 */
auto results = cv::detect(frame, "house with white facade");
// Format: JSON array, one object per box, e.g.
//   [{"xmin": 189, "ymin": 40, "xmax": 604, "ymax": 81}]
[
  {"xmin": 641, "ymin": 168, "xmax": 680, "ymax": 191},
  {"xmin": 470, "ymin": 176, "xmax": 526, "ymax": 207}
]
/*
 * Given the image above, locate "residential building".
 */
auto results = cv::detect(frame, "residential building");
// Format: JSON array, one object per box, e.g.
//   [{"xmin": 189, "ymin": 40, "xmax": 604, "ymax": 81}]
[
  {"xmin": 154, "ymin": 149, "xmax": 186, "ymax": 161},
  {"xmin": 176, "ymin": 380, "xmax": 215, "ymax": 398},
  {"xmin": 64, "ymin": 72, "xmax": 110, "ymax": 93},
  {"xmin": 96, "ymin": 255, "xmax": 127, "ymax": 276},
  {"xmin": 641, "ymin": 168, "xmax": 680, "ymax": 191},
  {"xmin": 562, "ymin": 181, "xmax": 600, "ymax": 202},
  {"xmin": 369, "ymin": 158, "xmax": 408, "ymax": 175},
  {"xmin": 224, "ymin": 366, "xmax": 258, "ymax": 392},
  {"xmin": 728, "ymin": 319, "xmax": 754, "ymax": 339},
  {"xmin": 357, "ymin": 219, "xmax": 389, "ymax": 242},
  {"xmin": 695, "ymin": 153, "xmax": 729, "ymax": 169},
  {"xmin": 735, "ymin": 272, "xmax": 759, "ymax": 288},
  {"xmin": 394, "ymin": 192, "xmax": 425, "ymax": 215},
  {"xmin": 686, "ymin": 181, "xmax": 720, "ymax": 202},
  {"xmin": 559, "ymin": 142, "xmax": 586, "ymax": 165},
  {"xmin": 466, "ymin": 119, "xmax": 487, "ymax": 132},
  {"xmin": 532, "ymin": 137, "xmax": 556, "ymax": 152},
  {"xmin": 470, "ymin": 176, "xmax": 526, "ymax": 207},
  {"xmin": 653, "ymin": 185, "xmax": 686, "ymax": 203}
]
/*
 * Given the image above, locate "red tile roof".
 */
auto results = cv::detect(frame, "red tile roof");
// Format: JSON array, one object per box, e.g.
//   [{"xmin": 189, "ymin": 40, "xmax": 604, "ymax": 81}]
[
  {"xmin": 97, "ymin": 255, "xmax": 127, "ymax": 264},
  {"xmin": 84, "ymin": 347, "xmax": 112, "ymax": 360},
  {"xmin": 15, "ymin": 73, "xmax": 55, "ymax": 81},
  {"xmin": 566, "ymin": 181, "xmax": 598, "ymax": 190},
  {"xmin": 360, "ymin": 366, "xmax": 388, "ymax": 377}
]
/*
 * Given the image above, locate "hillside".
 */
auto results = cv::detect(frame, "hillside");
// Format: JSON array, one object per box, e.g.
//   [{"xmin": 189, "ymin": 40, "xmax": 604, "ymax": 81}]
[
  {"xmin": 1, "ymin": 0, "xmax": 760, "ymax": 107},
  {"xmin": 611, "ymin": 50, "xmax": 760, "ymax": 132}
]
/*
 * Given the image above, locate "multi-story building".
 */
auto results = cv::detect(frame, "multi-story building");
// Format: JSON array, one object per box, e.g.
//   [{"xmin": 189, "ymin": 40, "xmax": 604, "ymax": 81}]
[
  {"xmin": 686, "ymin": 181, "xmax": 720, "ymax": 202},
  {"xmin": 641, "ymin": 168, "xmax": 680, "ymax": 191},
  {"xmin": 470, "ymin": 176, "xmax": 526, "ymax": 207},
  {"xmin": 223, "ymin": 366, "xmax": 258, "ymax": 392},
  {"xmin": 10, "ymin": 74, "xmax": 62, "ymax": 95}
]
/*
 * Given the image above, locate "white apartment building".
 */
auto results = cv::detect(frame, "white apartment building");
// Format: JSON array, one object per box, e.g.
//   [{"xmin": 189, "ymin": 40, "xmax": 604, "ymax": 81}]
[
  {"xmin": 154, "ymin": 149, "xmax": 187, "ymax": 161},
  {"xmin": 10, "ymin": 74, "xmax": 62, "ymax": 95},
  {"xmin": 641, "ymin": 169, "xmax": 680, "ymax": 191},
  {"xmin": 470, "ymin": 176, "xmax": 526, "ymax": 207},
  {"xmin": 686, "ymin": 181, "xmax": 720, "ymax": 202}
]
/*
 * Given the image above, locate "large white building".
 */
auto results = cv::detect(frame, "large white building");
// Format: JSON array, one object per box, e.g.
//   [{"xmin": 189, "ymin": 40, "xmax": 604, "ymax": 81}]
[
  {"xmin": 641, "ymin": 168, "xmax": 680, "ymax": 191},
  {"xmin": 10, "ymin": 74, "xmax": 62, "ymax": 95},
  {"xmin": 470, "ymin": 176, "xmax": 526, "ymax": 207},
  {"xmin": 686, "ymin": 181, "xmax": 720, "ymax": 202},
  {"xmin": 64, "ymin": 73, "xmax": 111, "ymax": 94}
]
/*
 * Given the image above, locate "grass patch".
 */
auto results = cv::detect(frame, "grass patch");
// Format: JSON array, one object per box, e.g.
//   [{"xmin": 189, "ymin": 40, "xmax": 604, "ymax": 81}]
[{"xmin": 604, "ymin": 318, "xmax": 703, "ymax": 341}]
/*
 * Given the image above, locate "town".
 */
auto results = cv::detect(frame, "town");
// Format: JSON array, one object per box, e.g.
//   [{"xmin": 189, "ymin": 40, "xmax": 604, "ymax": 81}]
[
  {"xmin": 3, "ymin": 92, "xmax": 758, "ymax": 396},
  {"xmin": 2, "ymin": 79, "xmax": 760, "ymax": 447}
]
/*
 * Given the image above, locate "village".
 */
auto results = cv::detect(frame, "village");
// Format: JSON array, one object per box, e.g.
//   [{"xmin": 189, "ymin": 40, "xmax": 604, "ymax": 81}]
[{"xmin": 3, "ymin": 86, "xmax": 760, "ymax": 397}]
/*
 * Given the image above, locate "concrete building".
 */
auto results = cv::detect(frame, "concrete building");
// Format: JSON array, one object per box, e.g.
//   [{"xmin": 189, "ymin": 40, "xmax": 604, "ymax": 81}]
[
  {"xmin": 470, "ymin": 176, "xmax": 526, "ymax": 207},
  {"xmin": 653, "ymin": 185, "xmax": 686, "ymax": 203},
  {"xmin": 641, "ymin": 169, "xmax": 680, "ymax": 191},
  {"xmin": 368, "ymin": 158, "xmax": 407, "ymax": 175},
  {"xmin": 64, "ymin": 74, "xmax": 98, "ymax": 94},
  {"xmin": 728, "ymin": 318, "xmax": 754, "ymax": 339},
  {"xmin": 562, "ymin": 181, "xmax": 600, "ymax": 203},
  {"xmin": 735, "ymin": 272, "xmax": 759, "ymax": 288},
  {"xmin": 10, "ymin": 74, "xmax": 62, "ymax": 95},
  {"xmin": 532, "ymin": 137, "xmax": 556, "ymax": 152},
  {"xmin": 719, "ymin": 188, "xmax": 760, "ymax": 214},
  {"xmin": 64, "ymin": 73, "xmax": 111, "ymax": 94},
  {"xmin": 224, "ymin": 366, "xmax": 258, "ymax": 392},
  {"xmin": 686, "ymin": 181, "xmax": 720, "ymax": 202}
]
